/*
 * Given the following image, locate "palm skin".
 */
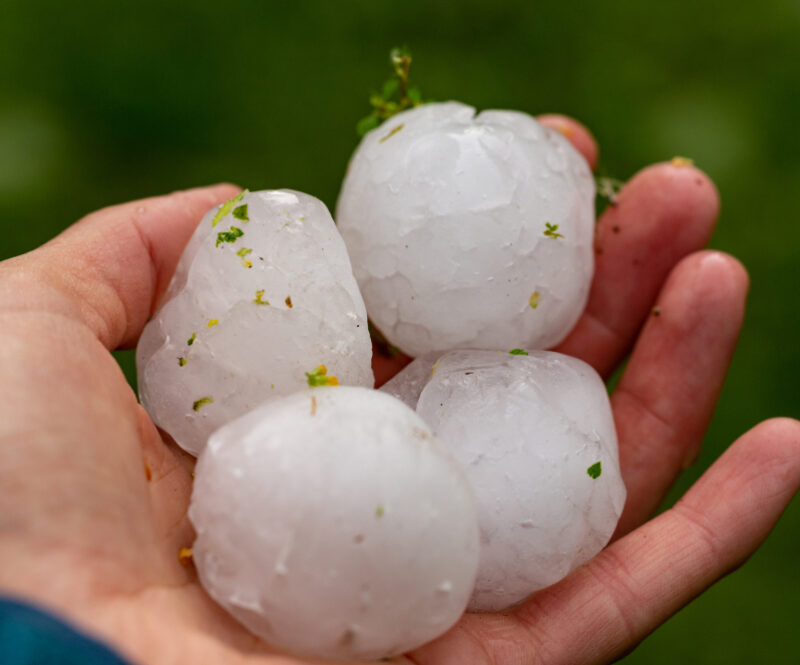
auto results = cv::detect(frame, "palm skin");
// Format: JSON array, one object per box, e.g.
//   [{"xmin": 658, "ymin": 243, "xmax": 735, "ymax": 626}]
[{"xmin": 0, "ymin": 117, "xmax": 797, "ymax": 665}]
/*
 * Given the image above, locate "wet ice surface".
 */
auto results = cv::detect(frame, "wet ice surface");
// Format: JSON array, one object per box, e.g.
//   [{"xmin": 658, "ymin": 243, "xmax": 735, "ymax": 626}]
[
  {"xmin": 380, "ymin": 351, "xmax": 441, "ymax": 410},
  {"xmin": 383, "ymin": 349, "xmax": 625, "ymax": 611},
  {"xmin": 337, "ymin": 102, "xmax": 596, "ymax": 356},
  {"xmin": 136, "ymin": 190, "xmax": 373, "ymax": 456},
  {"xmin": 190, "ymin": 387, "xmax": 480, "ymax": 661}
]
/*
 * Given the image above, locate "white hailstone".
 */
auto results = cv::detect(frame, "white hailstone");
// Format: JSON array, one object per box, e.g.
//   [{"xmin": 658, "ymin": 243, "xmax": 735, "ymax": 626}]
[
  {"xmin": 337, "ymin": 102, "xmax": 595, "ymax": 357},
  {"xmin": 189, "ymin": 386, "xmax": 480, "ymax": 661},
  {"xmin": 136, "ymin": 190, "xmax": 373, "ymax": 456},
  {"xmin": 383, "ymin": 349, "xmax": 625, "ymax": 612},
  {"xmin": 379, "ymin": 351, "xmax": 441, "ymax": 410}
]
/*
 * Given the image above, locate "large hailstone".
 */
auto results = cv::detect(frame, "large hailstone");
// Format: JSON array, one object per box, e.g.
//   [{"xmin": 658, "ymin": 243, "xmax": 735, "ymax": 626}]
[
  {"xmin": 189, "ymin": 386, "xmax": 480, "ymax": 661},
  {"xmin": 382, "ymin": 349, "xmax": 626, "ymax": 611},
  {"xmin": 337, "ymin": 102, "xmax": 595, "ymax": 356},
  {"xmin": 137, "ymin": 190, "xmax": 373, "ymax": 456}
]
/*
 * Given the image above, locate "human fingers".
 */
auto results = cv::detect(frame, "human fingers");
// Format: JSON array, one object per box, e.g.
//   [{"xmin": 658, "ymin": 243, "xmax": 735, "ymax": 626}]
[
  {"xmin": 372, "ymin": 345, "xmax": 413, "ymax": 388},
  {"xmin": 537, "ymin": 114, "xmax": 599, "ymax": 170},
  {"xmin": 611, "ymin": 250, "xmax": 749, "ymax": 536},
  {"xmin": 0, "ymin": 184, "xmax": 241, "ymax": 350},
  {"xmin": 377, "ymin": 160, "xmax": 719, "ymax": 386},
  {"xmin": 410, "ymin": 418, "xmax": 800, "ymax": 665},
  {"xmin": 554, "ymin": 161, "xmax": 720, "ymax": 378}
]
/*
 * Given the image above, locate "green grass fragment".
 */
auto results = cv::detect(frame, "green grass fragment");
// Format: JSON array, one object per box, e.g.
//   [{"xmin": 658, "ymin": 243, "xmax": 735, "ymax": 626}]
[
  {"xmin": 211, "ymin": 190, "xmax": 248, "ymax": 227},
  {"xmin": 587, "ymin": 461, "xmax": 602, "ymax": 479}
]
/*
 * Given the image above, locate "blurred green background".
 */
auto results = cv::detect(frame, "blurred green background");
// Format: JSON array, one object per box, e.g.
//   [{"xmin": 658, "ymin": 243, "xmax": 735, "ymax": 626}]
[{"xmin": 1, "ymin": 0, "xmax": 798, "ymax": 662}]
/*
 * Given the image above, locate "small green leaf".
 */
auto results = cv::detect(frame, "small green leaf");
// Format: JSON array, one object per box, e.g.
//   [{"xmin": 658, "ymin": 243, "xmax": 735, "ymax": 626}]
[
  {"xmin": 587, "ymin": 462, "xmax": 602, "ymax": 479},
  {"xmin": 356, "ymin": 47, "xmax": 424, "ymax": 136},
  {"xmin": 211, "ymin": 190, "xmax": 248, "ymax": 227},
  {"xmin": 381, "ymin": 101, "xmax": 399, "ymax": 117},
  {"xmin": 390, "ymin": 45, "xmax": 411, "ymax": 71},
  {"xmin": 193, "ymin": 396, "xmax": 213, "ymax": 411},
  {"xmin": 509, "ymin": 348, "xmax": 529, "ymax": 355},
  {"xmin": 378, "ymin": 123, "xmax": 405, "ymax": 143},
  {"xmin": 178, "ymin": 357, "xmax": 187, "ymax": 367},
  {"xmin": 543, "ymin": 222, "xmax": 564, "ymax": 239},
  {"xmin": 254, "ymin": 289, "xmax": 270, "ymax": 306},
  {"xmin": 305, "ymin": 364, "xmax": 339, "ymax": 387},
  {"xmin": 357, "ymin": 113, "xmax": 381, "ymax": 137},
  {"xmin": 595, "ymin": 176, "xmax": 624, "ymax": 207},
  {"xmin": 232, "ymin": 204, "xmax": 249, "ymax": 222},
  {"xmin": 187, "ymin": 333, "xmax": 197, "ymax": 346},
  {"xmin": 375, "ymin": 504, "xmax": 385, "ymax": 518},
  {"xmin": 381, "ymin": 78, "xmax": 399, "ymax": 99},
  {"xmin": 236, "ymin": 247, "xmax": 253, "ymax": 267},
  {"xmin": 216, "ymin": 226, "xmax": 244, "ymax": 247}
]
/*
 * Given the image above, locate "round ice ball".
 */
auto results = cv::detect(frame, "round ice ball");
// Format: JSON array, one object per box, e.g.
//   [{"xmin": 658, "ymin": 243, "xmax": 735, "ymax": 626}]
[
  {"xmin": 189, "ymin": 386, "xmax": 480, "ymax": 661},
  {"xmin": 136, "ymin": 189, "xmax": 373, "ymax": 456},
  {"xmin": 337, "ymin": 102, "xmax": 595, "ymax": 356},
  {"xmin": 386, "ymin": 349, "xmax": 625, "ymax": 611}
]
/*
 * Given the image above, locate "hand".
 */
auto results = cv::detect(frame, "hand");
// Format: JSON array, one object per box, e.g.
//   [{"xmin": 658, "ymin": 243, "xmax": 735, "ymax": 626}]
[
  {"xmin": 0, "ymin": 118, "xmax": 796, "ymax": 665},
  {"xmin": 405, "ymin": 118, "xmax": 800, "ymax": 664}
]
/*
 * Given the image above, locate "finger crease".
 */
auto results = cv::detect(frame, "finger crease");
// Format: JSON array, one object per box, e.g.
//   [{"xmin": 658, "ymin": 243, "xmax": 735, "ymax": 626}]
[
  {"xmin": 128, "ymin": 216, "xmax": 160, "ymax": 322},
  {"xmin": 461, "ymin": 620, "xmax": 506, "ymax": 665},
  {"xmin": 669, "ymin": 501, "xmax": 723, "ymax": 572},
  {"xmin": 581, "ymin": 308, "xmax": 633, "ymax": 375},
  {"xmin": 614, "ymin": 386, "xmax": 678, "ymax": 446},
  {"xmin": 583, "ymin": 548, "xmax": 640, "ymax": 647},
  {"xmin": 509, "ymin": 599, "xmax": 556, "ymax": 664}
]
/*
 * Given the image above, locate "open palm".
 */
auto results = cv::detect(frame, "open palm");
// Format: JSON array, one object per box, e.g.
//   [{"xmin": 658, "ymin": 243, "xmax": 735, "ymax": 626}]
[{"xmin": 0, "ymin": 117, "xmax": 797, "ymax": 665}]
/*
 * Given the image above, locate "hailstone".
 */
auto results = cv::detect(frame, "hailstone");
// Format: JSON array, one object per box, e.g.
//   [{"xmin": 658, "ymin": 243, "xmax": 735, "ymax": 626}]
[
  {"xmin": 337, "ymin": 102, "xmax": 595, "ymax": 356},
  {"xmin": 189, "ymin": 386, "xmax": 480, "ymax": 661},
  {"xmin": 382, "ymin": 349, "xmax": 625, "ymax": 611},
  {"xmin": 379, "ymin": 351, "xmax": 442, "ymax": 410},
  {"xmin": 136, "ymin": 190, "xmax": 373, "ymax": 456}
]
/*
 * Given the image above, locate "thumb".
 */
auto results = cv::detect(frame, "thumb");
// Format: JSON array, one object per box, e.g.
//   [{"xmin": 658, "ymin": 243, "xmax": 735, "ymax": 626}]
[{"xmin": 0, "ymin": 184, "xmax": 241, "ymax": 350}]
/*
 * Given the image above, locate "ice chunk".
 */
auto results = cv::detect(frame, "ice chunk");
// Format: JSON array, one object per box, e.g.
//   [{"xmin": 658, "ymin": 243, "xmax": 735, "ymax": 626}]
[
  {"xmin": 136, "ymin": 190, "xmax": 373, "ymax": 456},
  {"xmin": 337, "ymin": 102, "xmax": 595, "ymax": 356},
  {"xmin": 379, "ymin": 351, "xmax": 441, "ymax": 410},
  {"xmin": 190, "ymin": 387, "xmax": 480, "ymax": 660},
  {"xmin": 409, "ymin": 349, "xmax": 625, "ymax": 611}
]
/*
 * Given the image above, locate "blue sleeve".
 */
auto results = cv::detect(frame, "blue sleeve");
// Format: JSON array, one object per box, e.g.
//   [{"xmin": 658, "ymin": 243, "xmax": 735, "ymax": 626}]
[{"xmin": 0, "ymin": 596, "xmax": 132, "ymax": 665}]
